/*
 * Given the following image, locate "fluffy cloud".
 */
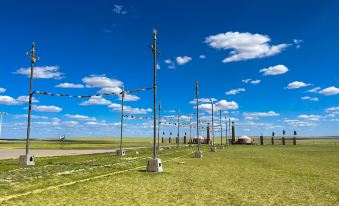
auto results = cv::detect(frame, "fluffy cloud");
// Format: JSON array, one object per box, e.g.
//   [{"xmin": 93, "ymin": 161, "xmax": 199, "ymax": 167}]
[
  {"xmin": 298, "ymin": 114, "xmax": 321, "ymax": 121},
  {"xmin": 80, "ymin": 96, "xmax": 112, "ymax": 106},
  {"xmin": 55, "ymin": 83, "xmax": 84, "ymax": 88},
  {"xmin": 65, "ymin": 114, "xmax": 96, "ymax": 121},
  {"xmin": 226, "ymin": 88, "xmax": 245, "ymax": 95},
  {"xmin": 242, "ymin": 79, "xmax": 252, "ymax": 83},
  {"xmin": 0, "ymin": 88, "xmax": 6, "ymax": 93},
  {"xmin": 189, "ymin": 98, "xmax": 217, "ymax": 104},
  {"xmin": 205, "ymin": 32, "xmax": 289, "ymax": 63},
  {"xmin": 176, "ymin": 56, "xmax": 192, "ymax": 65},
  {"xmin": 17, "ymin": 96, "xmax": 39, "ymax": 103},
  {"xmin": 293, "ymin": 39, "xmax": 303, "ymax": 48},
  {"xmin": 284, "ymin": 119, "xmax": 318, "ymax": 127},
  {"xmin": 13, "ymin": 114, "xmax": 48, "ymax": 119},
  {"xmin": 82, "ymin": 75, "xmax": 123, "ymax": 88},
  {"xmin": 286, "ymin": 81, "xmax": 311, "ymax": 89},
  {"xmin": 199, "ymin": 55, "xmax": 206, "ymax": 59},
  {"xmin": 0, "ymin": 96, "xmax": 19, "ymax": 105},
  {"xmin": 319, "ymin": 86, "xmax": 339, "ymax": 96},
  {"xmin": 243, "ymin": 111, "xmax": 279, "ymax": 120},
  {"xmin": 14, "ymin": 66, "xmax": 63, "ymax": 79},
  {"xmin": 164, "ymin": 59, "xmax": 176, "ymax": 69},
  {"xmin": 32, "ymin": 105, "xmax": 62, "ymax": 112},
  {"xmin": 198, "ymin": 99, "xmax": 239, "ymax": 112},
  {"xmin": 260, "ymin": 65, "xmax": 289, "ymax": 76},
  {"xmin": 325, "ymin": 107, "xmax": 339, "ymax": 113},
  {"xmin": 109, "ymin": 103, "xmax": 152, "ymax": 114},
  {"xmin": 98, "ymin": 87, "xmax": 122, "ymax": 94},
  {"xmin": 306, "ymin": 87, "xmax": 321, "ymax": 93},
  {"xmin": 250, "ymin": 80, "xmax": 261, "ymax": 85},
  {"xmin": 119, "ymin": 93, "xmax": 140, "ymax": 102},
  {"xmin": 301, "ymin": 96, "xmax": 319, "ymax": 102}
]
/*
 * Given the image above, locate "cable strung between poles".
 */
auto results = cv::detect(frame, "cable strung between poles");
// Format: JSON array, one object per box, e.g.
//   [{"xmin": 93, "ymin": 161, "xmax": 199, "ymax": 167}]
[{"xmin": 32, "ymin": 87, "xmax": 153, "ymax": 98}]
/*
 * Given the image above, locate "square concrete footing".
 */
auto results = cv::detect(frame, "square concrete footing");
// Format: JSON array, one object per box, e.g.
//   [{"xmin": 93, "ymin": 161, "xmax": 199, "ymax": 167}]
[
  {"xmin": 116, "ymin": 149, "xmax": 126, "ymax": 156},
  {"xmin": 194, "ymin": 150, "xmax": 203, "ymax": 158},
  {"xmin": 210, "ymin": 146, "xmax": 217, "ymax": 152},
  {"xmin": 146, "ymin": 158, "xmax": 163, "ymax": 172},
  {"xmin": 18, "ymin": 154, "xmax": 35, "ymax": 167}
]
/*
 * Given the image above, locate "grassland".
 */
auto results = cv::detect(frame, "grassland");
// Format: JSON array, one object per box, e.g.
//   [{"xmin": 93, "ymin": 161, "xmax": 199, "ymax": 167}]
[{"xmin": 0, "ymin": 138, "xmax": 338, "ymax": 205}]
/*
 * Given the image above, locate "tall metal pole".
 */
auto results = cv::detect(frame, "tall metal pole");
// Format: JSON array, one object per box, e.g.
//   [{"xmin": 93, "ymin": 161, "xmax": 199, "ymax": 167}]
[
  {"xmin": 120, "ymin": 87, "xmax": 124, "ymax": 152},
  {"xmin": 211, "ymin": 99, "xmax": 215, "ymax": 146},
  {"xmin": 177, "ymin": 109, "xmax": 180, "ymax": 147},
  {"xmin": 157, "ymin": 104, "xmax": 161, "ymax": 149},
  {"xmin": 152, "ymin": 29, "xmax": 157, "ymax": 159},
  {"xmin": 225, "ymin": 116, "xmax": 228, "ymax": 146},
  {"xmin": 25, "ymin": 42, "xmax": 38, "ymax": 157},
  {"xmin": 189, "ymin": 114, "xmax": 192, "ymax": 144},
  {"xmin": 195, "ymin": 80, "xmax": 200, "ymax": 151},
  {"xmin": 220, "ymin": 110, "xmax": 223, "ymax": 145}
]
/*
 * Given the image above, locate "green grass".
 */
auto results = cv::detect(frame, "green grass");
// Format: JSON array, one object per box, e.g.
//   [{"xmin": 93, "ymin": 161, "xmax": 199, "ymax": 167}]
[
  {"xmin": 0, "ymin": 137, "xmax": 157, "ymax": 150},
  {"xmin": 0, "ymin": 142, "xmax": 338, "ymax": 205}
]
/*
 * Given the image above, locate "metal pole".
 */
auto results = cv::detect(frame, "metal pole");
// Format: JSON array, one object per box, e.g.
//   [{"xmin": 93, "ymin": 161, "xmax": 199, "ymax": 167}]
[
  {"xmin": 220, "ymin": 110, "xmax": 222, "ymax": 145},
  {"xmin": 195, "ymin": 80, "xmax": 200, "ymax": 151},
  {"xmin": 157, "ymin": 104, "xmax": 161, "ymax": 149},
  {"xmin": 152, "ymin": 29, "xmax": 157, "ymax": 159},
  {"xmin": 211, "ymin": 100, "xmax": 214, "ymax": 146},
  {"xmin": 189, "ymin": 114, "xmax": 192, "ymax": 144},
  {"xmin": 225, "ymin": 116, "xmax": 228, "ymax": 146},
  {"xmin": 177, "ymin": 109, "xmax": 180, "ymax": 147},
  {"xmin": 120, "ymin": 87, "xmax": 124, "ymax": 152},
  {"xmin": 25, "ymin": 42, "xmax": 38, "ymax": 157}
]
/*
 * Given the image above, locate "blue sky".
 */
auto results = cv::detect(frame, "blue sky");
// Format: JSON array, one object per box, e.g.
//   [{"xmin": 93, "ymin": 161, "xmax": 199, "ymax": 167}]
[{"xmin": 0, "ymin": 0, "xmax": 338, "ymax": 138}]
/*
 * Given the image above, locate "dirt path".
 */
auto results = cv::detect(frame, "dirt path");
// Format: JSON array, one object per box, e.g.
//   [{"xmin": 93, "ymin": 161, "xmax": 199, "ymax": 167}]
[{"xmin": 0, "ymin": 147, "xmax": 146, "ymax": 160}]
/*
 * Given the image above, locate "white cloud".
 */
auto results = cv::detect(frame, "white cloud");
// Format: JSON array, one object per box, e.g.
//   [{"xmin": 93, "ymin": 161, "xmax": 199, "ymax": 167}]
[
  {"xmin": 226, "ymin": 88, "xmax": 245, "ymax": 95},
  {"xmin": 13, "ymin": 114, "xmax": 48, "ymax": 119},
  {"xmin": 198, "ymin": 99, "xmax": 239, "ymax": 112},
  {"xmin": 156, "ymin": 64, "xmax": 160, "ymax": 70},
  {"xmin": 16, "ymin": 96, "xmax": 39, "ymax": 103},
  {"xmin": 284, "ymin": 119, "xmax": 318, "ymax": 127},
  {"xmin": 112, "ymin": 4, "xmax": 127, "ymax": 15},
  {"xmin": 0, "ymin": 96, "xmax": 19, "ymax": 105},
  {"xmin": 0, "ymin": 88, "xmax": 6, "ymax": 93},
  {"xmin": 32, "ymin": 105, "xmax": 62, "ymax": 112},
  {"xmin": 199, "ymin": 55, "xmax": 206, "ymax": 59},
  {"xmin": 98, "ymin": 87, "xmax": 122, "ymax": 94},
  {"xmin": 189, "ymin": 98, "xmax": 217, "ymax": 104},
  {"xmin": 250, "ymin": 80, "xmax": 261, "ymax": 85},
  {"xmin": 306, "ymin": 87, "xmax": 321, "ymax": 93},
  {"xmin": 80, "ymin": 96, "xmax": 112, "ymax": 106},
  {"xmin": 176, "ymin": 56, "xmax": 192, "ymax": 65},
  {"xmin": 259, "ymin": 65, "xmax": 289, "ymax": 76},
  {"xmin": 164, "ymin": 59, "xmax": 176, "ymax": 69},
  {"xmin": 286, "ymin": 81, "xmax": 311, "ymax": 89},
  {"xmin": 205, "ymin": 32, "xmax": 289, "ymax": 63},
  {"xmin": 325, "ymin": 107, "xmax": 339, "ymax": 113},
  {"xmin": 109, "ymin": 103, "xmax": 152, "ymax": 114},
  {"xmin": 293, "ymin": 39, "xmax": 303, "ymax": 48},
  {"xmin": 82, "ymin": 75, "xmax": 123, "ymax": 88},
  {"xmin": 319, "ymin": 86, "xmax": 339, "ymax": 96},
  {"xmin": 14, "ymin": 66, "xmax": 63, "ymax": 79},
  {"xmin": 243, "ymin": 111, "xmax": 279, "ymax": 119},
  {"xmin": 301, "ymin": 96, "xmax": 319, "ymax": 102},
  {"xmin": 55, "ymin": 83, "xmax": 84, "ymax": 88},
  {"xmin": 242, "ymin": 79, "xmax": 252, "ymax": 83},
  {"xmin": 164, "ymin": 59, "xmax": 172, "ymax": 64},
  {"xmin": 119, "ymin": 93, "xmax": 140, "ymax": 102},
  {"xmin": 166, "ymin": 110, "xmax": 176, "ymax": 113},
  {"xmin": 65, "ymin": 114, "xmax": 96, "ymax": 121},
  {"xmin": 298, "ymin": 114, "xmax": 321, "ymax": 121}
]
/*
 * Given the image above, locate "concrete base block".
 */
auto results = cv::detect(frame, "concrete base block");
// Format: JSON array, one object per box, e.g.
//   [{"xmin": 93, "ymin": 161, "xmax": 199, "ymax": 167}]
[
  {"xmin": 116, "ymin": 149, "xmax": 126, "ymax": 156},
  {"xmin": 194, "ymin": 150, "xmax": 203, "ymax": 158},
  {"xmin": 210, "ymin": 146, "xmax": 217, "ymax": 152},
  {"xmin": 18, "ymin": 154, "xmax": 35, "ymax": 167},
  {"xmin": 146, "ymin": 158, "xmax": 163, "ymax": 173}
]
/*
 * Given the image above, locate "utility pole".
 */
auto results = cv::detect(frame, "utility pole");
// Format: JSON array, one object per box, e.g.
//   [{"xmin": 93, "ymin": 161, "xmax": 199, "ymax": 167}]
[
  {"xmin": 118, "ymin": 87, "xmax": 125, "ymax": 156},
  {"xmin": 210, "ymin": 99, "xmax": 216, "ymax": 152},
  {"xmin": 157, "ymin": 104, "xmax": 161, "ymax": 150},
  {"xmin": 220, "ymin": 110, "xmax": 224, "ymax": 149},
  {"xmin": 177, "ymin": 109, "xmax": 180, "ymax": 147},
  {"xmin": 20, "ymin": 42, "xmax": 39, "ymax": 167},
  {"xmin": 225, "ymin": 116, "xmax": 228, "ymax": 146},
  {"xmin": 194, "ymin": 80, "xmax": 202, "ymax": 158},
  {"xmin": 147, "ymin": 28, "xmax": 163, "ymax": 172},
  {"xmin": 189, "ymin": 114, "xmax": 192, "ymax": 145},
  {"xmin": 0, "ymin": 112, "xmax": 7, "ymax": 138}
]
